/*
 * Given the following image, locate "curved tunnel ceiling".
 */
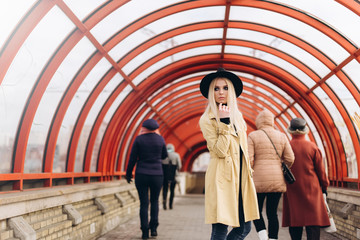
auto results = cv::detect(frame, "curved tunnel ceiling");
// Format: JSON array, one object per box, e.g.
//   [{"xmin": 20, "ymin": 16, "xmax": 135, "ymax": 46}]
[{"xmin": 0, "ymin": 0, "xmax": 359, "ymax": 190}]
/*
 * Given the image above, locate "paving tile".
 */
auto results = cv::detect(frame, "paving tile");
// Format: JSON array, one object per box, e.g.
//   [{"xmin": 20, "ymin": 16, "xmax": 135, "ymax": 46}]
[{"xmin": 98, "ymin": 194, "xmax": 343, "ymax": 240}]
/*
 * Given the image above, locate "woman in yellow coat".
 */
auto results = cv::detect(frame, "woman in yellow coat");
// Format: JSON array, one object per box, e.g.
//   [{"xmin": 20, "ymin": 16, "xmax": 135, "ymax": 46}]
[{"xmin": 199, "ymin": 68, "xmax": 259, "ymax": 240}]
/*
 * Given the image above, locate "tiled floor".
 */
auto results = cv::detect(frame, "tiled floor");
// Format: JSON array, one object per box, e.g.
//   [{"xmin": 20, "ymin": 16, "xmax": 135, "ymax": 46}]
[{"xmin": 98, "ymin": 194, "xmax": 343, "ymax": 240}]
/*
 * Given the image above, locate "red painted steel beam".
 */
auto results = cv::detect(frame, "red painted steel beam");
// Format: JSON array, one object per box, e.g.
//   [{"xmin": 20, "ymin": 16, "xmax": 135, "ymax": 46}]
[
  {"xmin": 102, "ymin": 0, "xmax": 226, "ymax": 51},
  {"xmin": 336, "ymin": 0, "xmax": 360, "ymax": 17},
  {"xmin": 234, "ymin": 0, "xmax": 357, "ymax": 53},
  {"xmin": 54, "ymin": 2, "xmax": 187, "ymax": 179},
  {"xmin": 82, "ymin": 0, "xmax": 130, "ymax": 29},
  {"xmin": 113, "ymin": 58, "xmax": 326, "ymax": 176},
  {"xmin": 221, "ymin": 0, "xmax": 231, "ymax": 59},
  {"xmin": 45, "ymin": 53, "xmax": 103, "ymax": 173},
  {"xmin": 124, "ymin": 59, "xmax": 338, "ymax": 180},
  {"xmin": 228, "ymin": 21, "xmax": 360, "ymax": 106},
  {"xmin": 136, "ymin": 59, "xmax": 341, "ymax": 178},
  {"xmin": 67, "ymin": 68, "xmax": 118, "ymax": 172},
  {"xmin": 4, "ymin": 0, "xmax": 358, "ymax": 188},
  {"xmin": 12, "ymin": 30, "xmax": 84, "ymax": 179},
  {"xmin": 83, "ymin": 81, "xmax": 128, "ymax": 172}
]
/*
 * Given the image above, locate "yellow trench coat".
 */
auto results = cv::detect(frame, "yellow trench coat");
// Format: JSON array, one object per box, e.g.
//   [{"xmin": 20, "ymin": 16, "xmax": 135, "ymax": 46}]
[{"xmin": 199, "ymin": 113, "xmax": 259, "ymax": 227}]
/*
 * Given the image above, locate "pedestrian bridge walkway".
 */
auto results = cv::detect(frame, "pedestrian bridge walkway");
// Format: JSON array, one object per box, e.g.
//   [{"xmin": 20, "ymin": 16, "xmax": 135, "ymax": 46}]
[
  {"xmin": 0, "ymin": 181, "xmax": 356, "ymax": 240},
  {"xmin": 98, "ymin": 194, "xmax": 341, "ymax": 240}
]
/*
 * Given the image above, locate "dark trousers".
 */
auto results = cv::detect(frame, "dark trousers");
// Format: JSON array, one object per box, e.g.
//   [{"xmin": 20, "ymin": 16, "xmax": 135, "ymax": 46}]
[
  {"xmin": 253, "ymin": 192, "xmax": 282, "ymax": 239},
  {"xmin": 162, "ymin": 180, "xmax": 176, "ymax": 207},
  {"xmin": 289, "ymin": 226, "xmax": 320, "ymax": 240},
  {"xmin": 135, "ymin": 174, "xmax": 163, "ymax": 230},
  {"xmin": 211, "ymin": 221, "xmax": 251, "ymax": 240}
]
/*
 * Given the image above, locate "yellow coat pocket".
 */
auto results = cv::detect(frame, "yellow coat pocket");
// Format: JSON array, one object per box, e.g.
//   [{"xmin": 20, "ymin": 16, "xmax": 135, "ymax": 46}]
[{"xmin": 224, "ymin": 156, "xmax": 232, "ymax": 181}]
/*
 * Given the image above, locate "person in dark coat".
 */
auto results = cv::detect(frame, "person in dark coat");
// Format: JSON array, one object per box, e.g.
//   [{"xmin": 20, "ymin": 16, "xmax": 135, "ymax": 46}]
[
  {"xmin": 126, "ymin": 119, "xmax": 168, "ymax": 239},
  {"xmin": 282, "ymin": 118, "xmax": 330, "ymax": 240},
  {"xmin": 162, "ymin": 143, "xmax": 182, "ymax": 210}
]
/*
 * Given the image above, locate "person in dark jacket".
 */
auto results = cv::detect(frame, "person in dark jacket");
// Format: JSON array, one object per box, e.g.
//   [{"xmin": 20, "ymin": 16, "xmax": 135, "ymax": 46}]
[
  {"xmin": 282, "ymin": 118, "xmax": 330, "ymax": 240},
  {"xmin": 162, "ymin": 143, "xmax": 182, "ymax": 210},
  {"xmin": 126, "ymin": 119, "xmax": 168, "ymax": 239}
]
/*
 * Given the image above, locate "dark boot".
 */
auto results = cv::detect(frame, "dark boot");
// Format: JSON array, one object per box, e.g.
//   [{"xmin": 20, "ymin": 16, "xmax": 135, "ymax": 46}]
[
  {"xmin": 163, "ymin": 201, "xmax": 166, "ymax": 210},
  {"xmin": 151, "ymin": 227, "xmax": 158, "ymax": 237},
  {"xmin": 149, "ymin": 222, "xmax": 158, "ymax": 237},
  {"xmin": 169, "ymin": 199, "xmax": 173, "ymax": 210},
  {"xmin": 141, "ymin": 228, "xmax": 149, "ymax": 239}
]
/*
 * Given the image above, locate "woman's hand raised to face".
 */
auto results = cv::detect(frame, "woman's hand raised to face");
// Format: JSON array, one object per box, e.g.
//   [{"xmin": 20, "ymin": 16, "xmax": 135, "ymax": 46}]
[{"xmin": 218, "ymin": 103, "xmax": 230, "ymax": 118}]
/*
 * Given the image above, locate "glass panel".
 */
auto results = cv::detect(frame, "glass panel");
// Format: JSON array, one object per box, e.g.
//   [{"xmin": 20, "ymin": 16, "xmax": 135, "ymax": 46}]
[
  {"xmin": 227, "ymin": 29, "xmax": 330, "ymax": 78},
  {"xmin": 313, "ymin": 87, "xmax": 358, "ymax": 178},
  {"xmin": 0, "ymin": 0, "xmax": 36, "ymax": 49},
  {"xmin": 91, "ymin": 84, "xmax": 133, "ymax": 172},
  {"xmin": 244, "ymin": 90, "xmax": 282, "ymax": 114},
  {"xmin": 120, "ymin": 42, "xmax": 176, "ymax": 74},
  {"xmin": 342, "ymin": 59, "xmax": 360, "ymax": 94},
  {"xmin": 226, "ymin": 45, "xmax": 315, "ymax": 88},
  {"xmin": 353, "ymin": 112, "xmax": 360, "ymax": 143},
  {"xmin": 1, "ymin": 6, "xmax": 75, "ymax": 173},
  {"xmin": 147, "ymin": 6, "xmax": 225, "ymax": 34},
  {"xmin": 173, "ymin": 46, "xmax": 221, "ymax": 62},
  {"xmin": 91, "ymin": 0, "xmax": 181, "ymax": 44},
  {"xmin": 125, "ymin": 45, "xmax": 221, "ymax": 86},
  {"xmin": 149, "ymin": 73, "xmax": 204, "ymax": 103},
  {"xmin": 24, "ymin": 144, "xmax": 43, "ymax": 173},
  {"xmin": 253, "ymin": 86, "xmax": 287, "ymax": 109},
  {"xmin": 326, "ymin": 75, "xmax": 360, "ymax": 140},
  {"xmin": 75, "ymin": 73, "xmax": 123, "ymax": 172},
  {"xmin": 109, "ymin": 6, "xmax": 225, "ymax": 61},
  {"xmin": 157, "ymin": 89, "xmax": 198, "ymax": 112},
  {"xmin": 326, "ymin": 75, "xmax": 359, "ymax": 121},
  {"xmin": 130, "ymin": 57, "xmax": 173, "ymax": 86},
  {"xmin": 174, "ymin": 29, "xmax": 223, "ymax": 45},
  {"xmin": 172, "ymin": 71, "xmax": 208, "ymax": 83},
  {"xmin": 55, "ymin": 57, "xmax": 112, "ymax": 172},
  {"xmin": 230, "ymin": 6, "xmax": 349, "ymax": 64},
  {"xmin": 63, "ymin": 0, "xmax": 107, "ymax": 21},
  {"xmin": 275, "ymin": 118, "xmax": 288, "ymax": 134},
  {"xmin": 275, "ymin": 0, "xmax": 360, "ymax": 45},
  {"xmin": 247, "ymin": 76, "xmax": 294, "ymax": 103},
  {"xmin": 274, "ymin": 41, "xmax": 329, "ymax": 78},
  {"xmin": 24, "ymin": 37, "xmax": 96, "ymax": 173}
]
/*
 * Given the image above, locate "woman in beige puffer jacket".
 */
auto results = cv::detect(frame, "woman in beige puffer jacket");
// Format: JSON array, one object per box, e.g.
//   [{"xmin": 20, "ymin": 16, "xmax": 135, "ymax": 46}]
[{"xmin": 247, "ymin": 109, "xmax": 294, "ymax": 240}]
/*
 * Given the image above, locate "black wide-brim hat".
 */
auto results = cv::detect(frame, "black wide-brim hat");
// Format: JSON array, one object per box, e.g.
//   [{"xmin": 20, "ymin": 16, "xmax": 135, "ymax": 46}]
[{"xmin": 200, "ymin": 68, "xmax": 243, "ymax": 98}]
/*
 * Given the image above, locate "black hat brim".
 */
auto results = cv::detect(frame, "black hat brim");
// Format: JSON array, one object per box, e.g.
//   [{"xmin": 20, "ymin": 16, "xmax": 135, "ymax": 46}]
[{"xmin": 200, "ymin": 70, "xmax": 243, "ymax": 98}]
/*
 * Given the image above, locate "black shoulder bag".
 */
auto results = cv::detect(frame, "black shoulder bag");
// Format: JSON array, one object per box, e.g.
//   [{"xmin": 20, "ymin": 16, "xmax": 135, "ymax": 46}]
[{"xmin": 260, "ymin": 129, "xmax": 296, "ymax": 184}]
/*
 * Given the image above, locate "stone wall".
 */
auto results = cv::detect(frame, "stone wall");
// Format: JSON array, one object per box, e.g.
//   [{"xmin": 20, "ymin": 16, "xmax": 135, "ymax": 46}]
[
  {"xmin": 327, "ymin": 187, "xmax": 360, "ymax": 240},
  {"xmin": 0, "ymin": 181, "xmax": 139, "ymax": 240},
  {"xmin": 1, "ymin": 181, "xmax": 359, "ymax": 240}
]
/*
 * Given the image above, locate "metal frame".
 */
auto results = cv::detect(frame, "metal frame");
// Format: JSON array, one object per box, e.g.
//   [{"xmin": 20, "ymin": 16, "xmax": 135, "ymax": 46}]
[{"xmin": 0, "ymin": 0, "xmax": 359, "ymax": 191}]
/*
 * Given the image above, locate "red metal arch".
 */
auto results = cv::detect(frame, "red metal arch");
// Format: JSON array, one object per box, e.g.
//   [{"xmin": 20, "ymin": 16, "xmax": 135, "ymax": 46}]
[
  {"xmin": 104, "ymin": 56, "xmax": 344, "ymax": 180},
  {"xmin": 146, "ymin": 89, "xmax": 296, "ymax": 170},
  {"xmin": 1, "ymin": 0, "xmax": 358, "ymax": 190},
  {"xmin": 12, "ymin": 10, "xmax": 352, "ymax": 179}
]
